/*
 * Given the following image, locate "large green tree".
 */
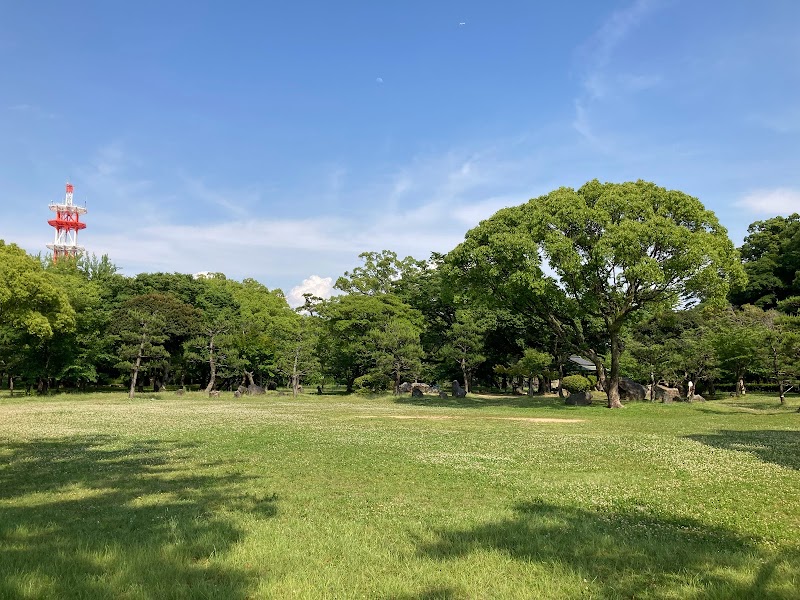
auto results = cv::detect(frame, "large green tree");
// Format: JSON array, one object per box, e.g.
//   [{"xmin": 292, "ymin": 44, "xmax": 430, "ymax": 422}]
[
  {"xmin": 0, "ymin": 241, "xmax": 75, "ymax": 339},
  {"xmin": 730, "ymin": 214, "xmax": 800, "ymax": 309},
  {"xmin": 318, "ymin": 293, "xmax": 423, "ymax": 392},
  {"xmin": 369, "ymin": 316, "xmax": 424, "ymax": 394},
  {"xmin": 452, "ymin": 180, "xmax": 745, "ymax": 408},
  {"xmin": 114, "ymin": 307, "xmax": 169, "ymax": 399},
  {"xmin": 439, "ymin": 309, "xmax": 487, "ymax": 393}
]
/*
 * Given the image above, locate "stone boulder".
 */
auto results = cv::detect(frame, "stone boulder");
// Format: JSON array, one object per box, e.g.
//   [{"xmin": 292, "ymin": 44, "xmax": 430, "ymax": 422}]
[
  {"xmin": 411, "ymin": 387, "xmax": 424, "ymax": 398},
  {"xmin": 439, "ymin": 390, "xmax": 449, "ymax": 399},
  {"xmin": 689, "ymin": 394, "xmax": 706, "ymax": 402},
  {"xmin": 208, "ymin": 390, "xmax": 220, "ymax": 398},
  {"xmin": 399, "ymin": 382, "xmax": 412, "ymax": 393},
  {"xmin": 452, "ymin": 380, "xmax": 467, "ymax": 398},
  {"xmin": 247, "ymin": 384, "xmax": 265, "ymax": 396},
  {"xmin": 565, "ymin": 391, "xmax": 592, "ymax": 406},
  {"xmin": 266, "ymin": 381, "xmax": 278, "ymax": 391},
  {"xmin": 652, "ymin": 385, "xmax": 681, "ymax": 403},
  {"xmin": 619, "ymin": 378, "xmax": 646, "ymax": 402},
  {"xmin": 412, "ymin": 383, "xmax": 430, "ymax": 393}
]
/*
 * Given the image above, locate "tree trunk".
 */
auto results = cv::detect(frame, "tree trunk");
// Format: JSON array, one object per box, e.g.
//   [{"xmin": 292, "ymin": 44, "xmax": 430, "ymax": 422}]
[
  {"xmin": 649, "ymin": 371, "xmax": 655, "ymax": 402},
  {"xmin": 537, "ymin": 374, "xmax": 549, "ymax": 396},
  {"xmin": 607, "ymin": 330, "xmax": 623, "ymax": 408},
  {"xmin": 8, "ymin": 375, "xmax": 14, "ymax": 397},
  {"xmin": 292, "ymin": 346, "xmax": 300, "ymax": 397},
  {"xmin": 779, "ymin": 380, "xmax": 785, "ymax": 405},
  {"xmin": 736, "ymin": 375, "xmax": 745, "ymax": 397},
  {"xmin": 129, "ymin": 339, "xmax": 144, "ymax": 399},
  {"xmin": 204, "ymin": 335, "xmax": 216, "ymax": 394},
  {"xmin": 558, "ymin": 363, "xmax": 565, "ymax": 398},
  {"xmin": 461, "ymin": 359, "xmax": 469, "ymax": 394},
  {"xmin": 586, "ymin": 349, "xmax": 607, "ymax": 392}
]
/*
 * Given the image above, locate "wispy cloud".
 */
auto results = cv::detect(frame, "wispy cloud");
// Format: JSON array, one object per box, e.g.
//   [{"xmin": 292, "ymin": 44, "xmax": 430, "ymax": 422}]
[
  {"xmin": 7, "ymin": 103, "xmax": 56, "ymax": 119},
  {"xmin": 179, "ymin": 175, "xmax": 260, "ymax": 219},
  {"xmin": 572, "ymin": 0, "xmax": 663, "ymax": 145},
  {"xmin": 70, "ymin": 138, "xmax": 545, "ymax": 294},
  {"xmin": 750, "ymin": 109, "xmax": 800, "ymax": 134},
  {"xmin": 736, "ymin": 188, "xmax": 800, "ymax": 215}
]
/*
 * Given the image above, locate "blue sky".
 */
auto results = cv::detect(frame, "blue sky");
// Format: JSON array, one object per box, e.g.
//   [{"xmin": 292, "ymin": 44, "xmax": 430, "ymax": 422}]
[{"xmin": 2, "ymin": 0, "xmax": 799, "ymax": 305}]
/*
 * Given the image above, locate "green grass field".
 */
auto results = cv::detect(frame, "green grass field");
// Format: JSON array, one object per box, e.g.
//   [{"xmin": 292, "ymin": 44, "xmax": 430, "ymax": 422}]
[{"xmin": 1, "ymin": 391, "xmax": 798, "ymax": 599}]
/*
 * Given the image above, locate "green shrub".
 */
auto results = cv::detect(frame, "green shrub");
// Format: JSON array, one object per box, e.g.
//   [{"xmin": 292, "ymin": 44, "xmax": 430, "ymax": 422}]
[
  {"xmin": 562, "ymin": 374, "xmax": 591, "ymax": 393},
  {"xmin": 353, "ymin": 373, "xmax": 391, "ymax": 394}
]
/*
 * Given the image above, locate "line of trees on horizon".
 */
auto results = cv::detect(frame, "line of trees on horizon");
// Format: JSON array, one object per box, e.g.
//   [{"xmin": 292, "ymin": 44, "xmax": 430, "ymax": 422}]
[{"xmin": 3, "ymin": 180, "xmax": 800, "ymax": 408}]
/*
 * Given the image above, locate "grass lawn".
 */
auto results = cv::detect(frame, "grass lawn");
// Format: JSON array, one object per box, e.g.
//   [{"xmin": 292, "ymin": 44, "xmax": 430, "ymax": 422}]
[{"xmin": 0, "ymin": 391, "xmax": 798, "ymax": 599}]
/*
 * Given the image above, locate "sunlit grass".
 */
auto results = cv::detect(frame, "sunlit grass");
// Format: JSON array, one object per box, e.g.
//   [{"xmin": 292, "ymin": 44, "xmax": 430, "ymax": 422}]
[{"xmin": 1, "ymin": 391, "xmax": 798, "ymax": 598}]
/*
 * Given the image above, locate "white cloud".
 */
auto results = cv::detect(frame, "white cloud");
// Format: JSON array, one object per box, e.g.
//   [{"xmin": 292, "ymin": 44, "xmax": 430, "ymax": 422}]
[
  {"xmin": 736, "ymin": 188, "xmax": 800, "ymax": 215},
  {"xmin": 572, "ymin": 0, "xmax": 663, "ymax": 144},
  {"xmin": 288, "ymin": 275, "xmax": 335, "ymax": 307},
  {"xmin": 34, "ymin": 138, "xmax": 552, "ymax": 293}
]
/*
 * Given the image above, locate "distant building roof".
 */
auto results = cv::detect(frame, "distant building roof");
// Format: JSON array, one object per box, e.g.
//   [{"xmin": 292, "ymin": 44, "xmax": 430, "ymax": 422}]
[{"xmin": 568, "ymin": 354, "xmax": 596, "ymax": 371}]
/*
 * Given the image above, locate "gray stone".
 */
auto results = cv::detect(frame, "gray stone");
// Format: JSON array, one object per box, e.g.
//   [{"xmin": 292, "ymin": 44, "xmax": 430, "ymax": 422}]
[
  {"xmin": 411, "ymin": 387, "xmax": 424, "ymax": 398},
  {"xmin": 247, "ymin": 384, "xmax": 265, "ymax": 396},
  {"xmin": 653, "ymin": 385, "xmax": 681, "ymax": 403},
  {"xmin": 452, "ymin": 380, "xmax": 467, "ymax": 398},
  {"xmin": 690, "ymin": 394, "xmax": 706, "ymax": 402},
  {"xmin": 619, "ymin": 377, "xmax": 646, "ymax": 402},
  {"xmin": 439, "ymin": 390, "xmax": 449, "ymax": 398},
  {"xmin": 565, "ymin": 391, "xmax": 592, "ymax": 406},
  {"xmin": 399, "ymin": 382, "xmax": 412, "ymax": 393},
  {"xmin": 208, "ymin": 390, "xmax": 220, "ymax": 398}
]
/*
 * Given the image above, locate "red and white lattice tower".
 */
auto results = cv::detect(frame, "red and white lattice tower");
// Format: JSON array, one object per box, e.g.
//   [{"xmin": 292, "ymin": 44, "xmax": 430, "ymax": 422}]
[{"xmin": 47, "ymin": 182, "xmax": 87, "ymax": 262}]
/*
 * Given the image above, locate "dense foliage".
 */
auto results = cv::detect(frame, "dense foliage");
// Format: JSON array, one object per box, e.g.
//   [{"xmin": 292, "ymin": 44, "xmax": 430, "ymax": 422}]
[{"xmin": 2, "ymin": 180, "xmax": 799, "ymax": 405}]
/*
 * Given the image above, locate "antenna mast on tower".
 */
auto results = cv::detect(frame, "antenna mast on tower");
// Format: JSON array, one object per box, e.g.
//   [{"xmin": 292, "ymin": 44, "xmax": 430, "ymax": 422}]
[{"xmin": 47, "ymin": 182, "xmax": 88, "ymax": 262}]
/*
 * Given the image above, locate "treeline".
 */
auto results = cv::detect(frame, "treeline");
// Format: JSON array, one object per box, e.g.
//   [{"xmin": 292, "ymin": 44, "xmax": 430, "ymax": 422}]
[{"xmin": 2, "ymin": 180, "xmax": 800, "ymax": 406}]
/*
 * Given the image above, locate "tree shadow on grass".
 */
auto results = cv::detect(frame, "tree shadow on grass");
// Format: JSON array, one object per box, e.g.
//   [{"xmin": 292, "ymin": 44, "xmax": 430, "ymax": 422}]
[
  {"xmin": 419, "ymin": 501, "xmax": 799, "ymax": 599},
  {"xmin": 394, "ymin": 394, "xmax": 588, "ymax": 411},
  {"xmin": 0, "ymin": 436, "xmax": 277, "ymax": 599},
  {"xmin": 687, "ymin": 429, "xmax": 800, "ymax": 471}
]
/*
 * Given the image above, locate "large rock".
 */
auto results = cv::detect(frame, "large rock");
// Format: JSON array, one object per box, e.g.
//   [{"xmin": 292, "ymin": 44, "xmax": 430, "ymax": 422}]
[
  {"xmin": 247, "ymin": 384, "xmax": 265, "ymax": 396},
  {"xmin": 619, "ymin": 378, "xmax": 646, "ymax": 402},
  {"xmin": 565, "ymin": 391, "xmax": 592, "ymax": 406},
  {"xmin": 689, "ymin": 394, "xmax": 706, "ymax": 402},
  {"xmin": 411, "ymin": 387, "xmax": 424, "ymax": 398},
  {"xmin": 411, "ymin": 383, "xmax": 430, "ymax": 393},
  {"xmin": 653, "ymin": 385, "xmax": 681, "ymax": 403},
  {"xmin": 452, "ymin": 380, "xmax": 467, "ymax": 398},
  {"xmin": 399, "ymin": 382, "xmax": 412, "ymax": 393}
]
